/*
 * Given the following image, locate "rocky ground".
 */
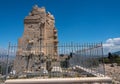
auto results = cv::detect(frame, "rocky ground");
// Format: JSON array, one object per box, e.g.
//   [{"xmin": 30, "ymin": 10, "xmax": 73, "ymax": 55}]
[{"xmin": 105, "ymin": 64, "xmax": 120, "ymax": 84}]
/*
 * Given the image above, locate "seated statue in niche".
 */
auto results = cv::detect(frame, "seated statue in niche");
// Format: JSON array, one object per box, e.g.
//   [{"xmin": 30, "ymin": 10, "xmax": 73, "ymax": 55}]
[
  {"xmin": 46, "ymin": 12, "xmax": 55, "ymax": 26},
  {"xmin": 47, "ymin": 12, "xmax": 54, "ymax": 20}
]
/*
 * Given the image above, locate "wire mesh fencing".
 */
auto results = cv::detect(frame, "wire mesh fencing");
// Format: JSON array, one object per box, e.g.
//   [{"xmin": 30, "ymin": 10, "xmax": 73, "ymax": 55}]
[
  {"xmin": 0, "ymin": 48, "xmax": 9, "ymax": 82},
  {"xmin": 0, "ymin": 42, "xmax": 105, "ymax": 80}
]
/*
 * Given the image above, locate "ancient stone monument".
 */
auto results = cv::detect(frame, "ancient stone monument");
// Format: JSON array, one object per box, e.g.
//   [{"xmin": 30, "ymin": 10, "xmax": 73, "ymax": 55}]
[{"xmin": 14, "ymin": 5, "xmax": 58, "ymax": 74}]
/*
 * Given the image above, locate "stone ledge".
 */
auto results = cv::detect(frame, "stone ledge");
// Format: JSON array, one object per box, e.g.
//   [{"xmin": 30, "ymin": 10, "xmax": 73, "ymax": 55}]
[{"xmin": 5, "ymin": 77, "xmax": 112, "ymax": 84}]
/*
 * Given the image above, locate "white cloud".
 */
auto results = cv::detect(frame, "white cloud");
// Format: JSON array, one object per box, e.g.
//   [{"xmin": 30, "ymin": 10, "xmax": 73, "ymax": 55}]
[
  {"xmin": 106, "ymin": 38, "xmax": 120, "ymax": 45},
  {"xmin": 103, "ymin": 37, "xmax": 120, "ymax": 54}
]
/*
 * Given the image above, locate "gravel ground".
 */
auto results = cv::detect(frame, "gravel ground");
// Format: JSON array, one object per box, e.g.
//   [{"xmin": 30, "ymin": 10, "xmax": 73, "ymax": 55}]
[{"xmin": 105, "ymin": 64, "xmax": 120, "ymax": 84}]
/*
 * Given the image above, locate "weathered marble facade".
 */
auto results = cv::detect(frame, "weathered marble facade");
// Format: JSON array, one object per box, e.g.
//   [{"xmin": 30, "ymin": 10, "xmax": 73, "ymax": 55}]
[{"xmin": 14, "ymin": 5, "xmax": 58, "ymax": 74}]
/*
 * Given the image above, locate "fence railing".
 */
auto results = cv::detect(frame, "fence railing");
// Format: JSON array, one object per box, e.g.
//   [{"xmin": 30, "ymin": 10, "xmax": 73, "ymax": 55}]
[{"xmin": 0, "ymin": 43, "xmax": 105, "ymax": 81}]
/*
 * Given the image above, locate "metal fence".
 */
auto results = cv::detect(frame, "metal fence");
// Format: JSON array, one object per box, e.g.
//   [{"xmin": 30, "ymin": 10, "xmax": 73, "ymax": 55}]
[
  {"xmin": 0, "ymin": 42, "xmax": 105, "ymax": 81},
  {"xmin": 0, "ymin": 48, "xmax": 8, "ymax": 82}
]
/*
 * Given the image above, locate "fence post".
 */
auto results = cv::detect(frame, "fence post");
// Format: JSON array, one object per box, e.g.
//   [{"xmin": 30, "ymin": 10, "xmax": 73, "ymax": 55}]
[
  {"xmin": 5, "ymin": 42, "xmax": 10, "ymax": 80},
  {"xmin": 101, "ymin": 42, "xmax": 105, "ymax": 77}
]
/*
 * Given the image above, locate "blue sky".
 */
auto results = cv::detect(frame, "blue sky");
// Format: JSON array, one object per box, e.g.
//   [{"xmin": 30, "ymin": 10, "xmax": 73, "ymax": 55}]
[{"xmin": 0, "ymin": 0, "xmax": 120, "ymax": 52}]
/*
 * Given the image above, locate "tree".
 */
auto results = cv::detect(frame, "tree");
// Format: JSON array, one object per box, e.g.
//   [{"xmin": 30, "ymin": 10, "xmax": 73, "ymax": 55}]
[
  {"xmin": 108, "ymin": 52, "xmax": 113, "ymax": 60},
  {"xmin": 108, "ymin": 52, "xmax": 114, "ymax": 67},
  {"xmin": 70, "ymin": 52, "xmax": 73, "ymax": 58}
]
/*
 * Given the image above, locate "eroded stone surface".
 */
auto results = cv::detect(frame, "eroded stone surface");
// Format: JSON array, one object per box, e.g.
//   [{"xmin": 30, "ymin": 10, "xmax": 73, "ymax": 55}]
[{"xmin": 14, "ymin": 5, "xmax": 58, "ymax": 74}]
